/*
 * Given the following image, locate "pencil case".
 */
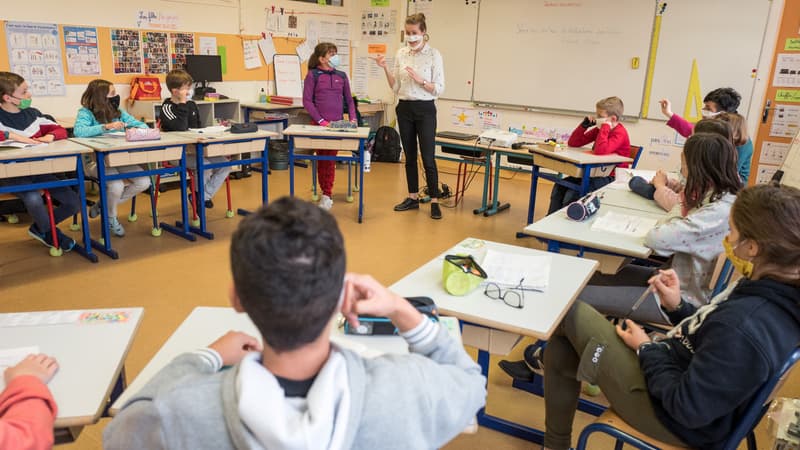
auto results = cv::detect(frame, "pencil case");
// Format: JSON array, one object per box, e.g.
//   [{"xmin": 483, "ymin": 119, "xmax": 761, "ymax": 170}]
[
  {"xmin": 566, "ymin": 192, "xmax": 601, "ymax": 221},
  {"xmin": 442, "ymin": 254, "xmax": 487, "ymax": 296},
  {"xmin": 125, "ymin": 128, "xmax": 161, "ymax": 142}
]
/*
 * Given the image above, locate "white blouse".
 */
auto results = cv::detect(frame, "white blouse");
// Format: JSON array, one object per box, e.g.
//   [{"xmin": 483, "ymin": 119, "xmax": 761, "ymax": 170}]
[{"xmin": 392, "ymin": 44, "xmax": 445, "ymax": 101}]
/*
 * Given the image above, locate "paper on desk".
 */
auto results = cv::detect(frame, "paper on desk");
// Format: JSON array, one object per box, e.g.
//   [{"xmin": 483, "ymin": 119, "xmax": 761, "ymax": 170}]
[
  {"xmin": 0, "ymin": 140, "xmax": 42, "ymax": 149},
  {"xmin": 480, "ymin": 249, "xmax": 551, "ymax": 290},
  {"xmin": 188, "ymin": 126, "xmax": 228, "ymax": 134},
  {"xmin": 104, "ymin": 131, "xmax": 126, "ymax": 137},
  {"xmin": 0, "ymin": 346, "xmax": 40, "ymax": 391},
  {"xmin": 608, "ymin": 168, "xmax": 658, "ymax": 190},
  {"xmin": 0, "ymin": 311, "xmax": 82, "ymax": 327},
  {"xmin": 590, "ymin": 211, "xmax": 658, "ymax": 237}
]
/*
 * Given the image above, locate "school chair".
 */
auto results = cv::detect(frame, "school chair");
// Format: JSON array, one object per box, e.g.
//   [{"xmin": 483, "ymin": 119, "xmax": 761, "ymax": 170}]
[
  {"xmin": 0, "ymin": 193, "xmax": 20, "ymax": 224},
  {"xmin": 629, "ymin": 144, "xmax": 644, "ymax": 169},
  {"xmin": 575, "ymin": 345, "xmax": 800, "ymax": 450},
  {"xmin": 439, "ymin": 145, "xmax": 492, "ymax": 207},
  {"xmin": 308, "ymin": 159, "xmax": 359, "ymax": 204}
]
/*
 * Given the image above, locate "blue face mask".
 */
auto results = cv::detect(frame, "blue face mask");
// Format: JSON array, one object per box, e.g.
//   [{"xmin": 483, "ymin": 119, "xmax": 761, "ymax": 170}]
[{"xmin": 328, "ymin": 54, "xmax": 341, "ymax": 68}]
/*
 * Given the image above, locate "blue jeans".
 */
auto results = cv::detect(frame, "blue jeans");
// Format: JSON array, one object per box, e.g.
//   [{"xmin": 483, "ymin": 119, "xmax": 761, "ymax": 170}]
[{"xmin": 0, "ymin": 174, "xmax": 80, "ymax": 232}]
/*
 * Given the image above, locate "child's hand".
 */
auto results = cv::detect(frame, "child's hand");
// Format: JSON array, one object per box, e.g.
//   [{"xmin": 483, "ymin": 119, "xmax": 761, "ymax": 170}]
[
  {"xmin": 4, "ymin": 354, "xmax": 59, "ymax": 385},
  {"xmin": 104, "ymin": 121, "xmax": 125, "ymax": 131},
  {"xmin": 649, "ymin": 269, "xmax": 682, "ymax": 311},
  {"xmin": 652, "ymin": 169, "xmax": 668, "ymax": 189},
  {"xmin": 615, "ymin": 320, "xmax": 651, "ymax": 351},
  {"xmin": 208, "ymin": 331, "xmax": 262, "ymax": 366},
  {"xmin": 659, "ymin": 99, "xmax": 673, "ymax": 119},
  {"xmin": 342, "ymin": 273, "xmax": 423, "ymax": 333},
  {"xmin": 34, "ymin": 135, "xmax": 55, "ymax": 143},
  {"xmin": 8, "ymin": 132, "xmax": 38, "ymax": 144},
  {"xmin": 371, "ymin": 54, "xmax": 387, "ymax": 69}
]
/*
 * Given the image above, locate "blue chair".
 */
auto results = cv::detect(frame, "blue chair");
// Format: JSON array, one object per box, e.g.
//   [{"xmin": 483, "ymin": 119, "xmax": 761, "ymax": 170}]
[
  {"xmin": 576, "ymin": 345, "xmax": 800, "ymax": 450},
  {"xmin": 711, "ymin": 258, "xmax": 734, "ymax": 298}
]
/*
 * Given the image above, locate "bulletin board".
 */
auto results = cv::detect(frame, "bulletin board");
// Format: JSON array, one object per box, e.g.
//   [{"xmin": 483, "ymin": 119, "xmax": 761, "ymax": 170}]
[{"xmin": 0, "ymin": 20, "xmax": 308, "ymax": 86}]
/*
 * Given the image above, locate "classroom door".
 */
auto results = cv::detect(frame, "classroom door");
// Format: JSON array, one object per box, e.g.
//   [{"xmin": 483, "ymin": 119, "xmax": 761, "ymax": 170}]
[{"xmin": 751, "ymin": 1, "xmax": 800, "ymax": 186}]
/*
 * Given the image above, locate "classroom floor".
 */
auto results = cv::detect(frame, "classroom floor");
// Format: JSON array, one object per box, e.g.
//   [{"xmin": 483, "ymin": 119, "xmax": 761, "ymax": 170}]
[{"xmin": 0, "ymin": 160, "xmax": 797, "ymax": 449}]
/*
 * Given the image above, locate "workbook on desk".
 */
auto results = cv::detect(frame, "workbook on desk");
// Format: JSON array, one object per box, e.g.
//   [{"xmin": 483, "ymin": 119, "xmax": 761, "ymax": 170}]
[
  {"xmin": 188, "ymin": 125, "xmax": 229, "ymax": 134},
  {"xmin": 590, "ymin": 211, "xmax": 658, "ymax": 237},
  {"xmin": 480, "ymin": 249, "xmax": 551, "ymax": 291},
  {"xmin": 0, "ymin": 140, "xmax": 44, "ymax": 149}
]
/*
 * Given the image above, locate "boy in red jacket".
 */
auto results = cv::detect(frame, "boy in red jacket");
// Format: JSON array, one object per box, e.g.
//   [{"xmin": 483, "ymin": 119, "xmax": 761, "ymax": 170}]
[
  {"xmin": 0, "ymin": 354, "xmax": 59, "ymax": 450},
  {"xmin": 0, "ymin": 72, "xmax": 77, "ymax": 251},
  {"xmin": 548, "ymin": 96, "xmax": 631, "ymax": 214}
]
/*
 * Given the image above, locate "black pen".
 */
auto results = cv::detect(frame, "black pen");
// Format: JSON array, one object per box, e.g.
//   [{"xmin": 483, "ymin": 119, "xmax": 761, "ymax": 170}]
[{"xmin": 620, "ymin": 287, "xmax": 653, "ymax": 330}]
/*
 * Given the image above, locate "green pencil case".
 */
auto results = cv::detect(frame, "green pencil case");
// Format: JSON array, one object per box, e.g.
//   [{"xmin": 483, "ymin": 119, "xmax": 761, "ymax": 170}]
[{"xmin": 442, "ymin": 254, "xmax": 487, "ymax": 296}]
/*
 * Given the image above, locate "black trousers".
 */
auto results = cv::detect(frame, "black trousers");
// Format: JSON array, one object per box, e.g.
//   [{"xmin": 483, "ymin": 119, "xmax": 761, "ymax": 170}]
[{"xmin": 396, "ymin": 100, "xmax": 439, "ymax": 198}]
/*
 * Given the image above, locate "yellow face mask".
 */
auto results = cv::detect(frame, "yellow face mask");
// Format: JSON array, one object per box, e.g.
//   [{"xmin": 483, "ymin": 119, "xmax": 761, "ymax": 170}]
[{"xmin": 723, "ymin": 237, "xmax": 754, "ymax": 278}]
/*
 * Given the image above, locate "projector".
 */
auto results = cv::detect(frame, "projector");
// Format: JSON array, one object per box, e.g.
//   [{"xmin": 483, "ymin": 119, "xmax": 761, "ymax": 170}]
[{"xmin": 479, "ymin": 129, "xmax": 518, "ymax": 147}]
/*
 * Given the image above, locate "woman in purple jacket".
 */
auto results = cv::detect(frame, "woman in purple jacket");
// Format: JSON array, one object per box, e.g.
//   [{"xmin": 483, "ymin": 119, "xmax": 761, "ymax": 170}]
[{"xmin": 302, "ymin": 42, "xmax": 357, "ymax": 211}]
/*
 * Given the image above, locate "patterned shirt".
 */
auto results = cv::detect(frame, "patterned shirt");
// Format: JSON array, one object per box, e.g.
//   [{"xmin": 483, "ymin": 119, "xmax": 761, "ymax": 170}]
[{"xmin": 392, "ymin": 44, "xmax": 445, "ymax": 101}]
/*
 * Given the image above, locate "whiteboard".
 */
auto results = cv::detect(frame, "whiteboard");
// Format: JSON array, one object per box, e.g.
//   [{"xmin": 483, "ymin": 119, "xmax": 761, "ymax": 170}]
[
  {"xmin": 472, "ymin": 0, "xmax": 656, "ymax": 116},
  {"xmin": 408, "ymin": 0, "xmax": 479, "ymax": 101},
  {"xmin": 273, "ymin": 54, "xmax": 302, "ymax": 98},
  {"xmin": 643, "ymin": 0, "xmax": 770, "ymax": 119}
]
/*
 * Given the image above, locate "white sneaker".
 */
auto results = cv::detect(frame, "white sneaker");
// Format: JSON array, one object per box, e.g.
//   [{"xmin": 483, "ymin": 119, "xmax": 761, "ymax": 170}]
[
  {"xmin": 89, "ymin": 202, "xmax": 100, "ymax": 218},
  {"xmin": 319, "ymin": 195, "xmax": 333, "ymax": 211},
  {"xmin": 109, "ymin": 217, "xmax": 125, "ymax": 237}
]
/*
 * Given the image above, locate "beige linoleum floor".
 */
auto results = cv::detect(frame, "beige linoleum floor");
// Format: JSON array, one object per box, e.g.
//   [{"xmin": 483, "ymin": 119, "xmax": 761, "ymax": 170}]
[{"xmin": 0, "ymin": 160, "xmax": 796, "ymax": 449}]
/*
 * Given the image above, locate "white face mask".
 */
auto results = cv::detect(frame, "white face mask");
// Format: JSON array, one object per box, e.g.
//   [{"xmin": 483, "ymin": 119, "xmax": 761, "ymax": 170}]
[
  {"xmin": 328, "ymin": 54, "xmax": 340, "ymax": 68},
  {"xmin": 406, "ymin": 34, "xmax": 423, "ymax": 45},
  {"xmin": 595, "ymin": 116, "xmax": 607, "ymax": 125},
  {"xmin": 701, "ymin": 110, "xmax": 721, "ymax": 118}
]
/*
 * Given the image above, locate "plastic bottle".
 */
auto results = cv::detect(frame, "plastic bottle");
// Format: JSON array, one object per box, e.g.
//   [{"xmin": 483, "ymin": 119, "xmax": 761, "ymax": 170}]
[
  {"xmin": 363, "ymin": 149, "xmax": 371, "ymax": 173},
  {"xmin": 258, "ymin": 88, "xmax": 267, "ymax": 103}
]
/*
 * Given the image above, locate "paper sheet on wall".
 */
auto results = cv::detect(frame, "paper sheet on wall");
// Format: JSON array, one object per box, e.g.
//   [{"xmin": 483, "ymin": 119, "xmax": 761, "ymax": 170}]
[
  {"xmin": 590, "ymin": 211, "xmax": 658, "ymax": 237},
  {"xmin": 778, "ymin": 135, "xmax": 800, "ymax": 189},
  {"xmin": 480, "ymin": 249, "xmax": 551, "ymax": 290},
  {"xmin": 5, "ymin": 21, "xmax": 66, "ymax": 96},
  {"xmin": 306, "ymin": 20, "xmax": 320, "ymax": 47},
  {"xmin": 770, "ymin": 104, "xmax": 800, "ymax": 137},
  {"xmin": 756, "ymin": 165, "xmax": 779, "ymax": 185},
  {"xmin": 320, "ymin": 22, "xmax": 336, "ymax": 41},
  {"xmin": 773, "ymin": 54, "xmax": 800, "ymax": 87},
  {"xmin": 199, "ymin": 36, "xmax": 217, "ymax": 55},
  {"xmin": 243, "ymin": 40, "xmax": 262, "ymax": 69},
  {"xmin": 451, "ymin": 107, "xmax": 476, "ymax": 128},
  {"xmin": 334, "ymin": 38, "xmax": 350, "ymax": 75},
  {"xmin": 352, "ymin": 56, "xmax": 369, "ymax": 96},
  {"xmin": 136, "ymin": 10, "xmax": 179, "ymax": 30},
  {"xmin": 295, "ymin": 40, "xmax": 313, "ymax": 63},
  {"xmin": 336, "ymin": 22, "xmax": 350, "ymax": 40},
  {"xmin": 760, "ymin": 141, "xmax": 790, "ymax": 166},
  {"xmin": 258, "ymin": 38, "xmax": 276, "ymax": 65},
  {"xmin": 361, "ymin": 9, "xmax": 396, "ymax": 41},
  {"xmin": 478, "ymin": 109, "xmax": 501, "ymax": 129},
  {"xmin": 0, "ymin": 346, "xmax": 40, "ymax": 392},
  {"xmin": 63, "ymin": 26, "xmax": 100, "ymax": 76}
]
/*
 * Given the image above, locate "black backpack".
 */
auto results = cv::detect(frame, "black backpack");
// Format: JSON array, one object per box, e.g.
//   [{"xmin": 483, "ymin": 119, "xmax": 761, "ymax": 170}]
[{"xmin": 372, "ymin": 126, "xmax": 402, "ymax": 163}]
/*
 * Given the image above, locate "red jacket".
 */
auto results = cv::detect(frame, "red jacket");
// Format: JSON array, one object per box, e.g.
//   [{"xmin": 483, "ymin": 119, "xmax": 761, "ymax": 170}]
[
  {"xmin": 567, "ymin": 122, "xmax": 631, "ymax": 170},
  {"xmin": 0, "ymin": 376, "xmax": 57, "ymax": 450},
  {"xmin": 666, "ymin": 114, "xmax": 693, "ymax": 138}
]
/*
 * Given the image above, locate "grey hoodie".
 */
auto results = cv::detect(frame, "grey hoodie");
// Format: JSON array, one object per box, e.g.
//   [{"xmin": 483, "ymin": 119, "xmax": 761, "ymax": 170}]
[{"xmin": 103, "ymin": 319, "xmax": 486, "ymax": 450}]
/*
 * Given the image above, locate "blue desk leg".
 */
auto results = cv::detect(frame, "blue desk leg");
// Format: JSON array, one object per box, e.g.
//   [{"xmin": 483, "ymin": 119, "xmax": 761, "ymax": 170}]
[
  {"xmin": 90, "ymin": 154, "xmax": 119, "ymax": 259},
  {"xmin": 72, "ymin": 160, "xmax": 98, "ymax": 263},
  {"xmin": 473, "ymin": 151, "xmax": 492, "ymax": 215},
  {"xmin": 102, "ymin": 367, "xmax": 127, "ymax": 417},
  {"xmin": 160, "ymin": 146, "xmax": 197, "ymax": 242},
  {"xmin": 516, "ymin": 164, "xmax": 540, "ymax": 238},
  {"xmin": 485, "ymin": 151, "xmax": 511, "ymax": 216},
  {"xmin": 581, "ymin": 168, "xmax": 591, "ymax": 196},
  {"xmin": 289, "ymin": 137, "xmax": 296, "ymax": 196},
  {"xmin": 358, "ymin": 140, "xmax": 365, "ymax": 223},
  {"xmin": 475, "ymin": 349, "xmax": 545, "ymax": 444},
  {"xmin": 181, "ymin": 143, "xmax": 214, "ymax": 240},
  {"xmin": 238, "ymin": 138, "xmax": 271, "ymax": 217}
]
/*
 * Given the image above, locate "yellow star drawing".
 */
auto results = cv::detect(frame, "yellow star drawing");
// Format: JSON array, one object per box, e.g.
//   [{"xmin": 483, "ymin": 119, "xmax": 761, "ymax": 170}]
[{"xmin": 458, "ymin": 112, "xmax": 467, "ymax": 123}]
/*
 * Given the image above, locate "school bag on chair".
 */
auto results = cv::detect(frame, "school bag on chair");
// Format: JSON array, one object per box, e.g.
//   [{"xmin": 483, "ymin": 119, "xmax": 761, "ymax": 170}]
[{"xmin": 372, "ymin": 126, "xmax": 402, "ymax": 163}]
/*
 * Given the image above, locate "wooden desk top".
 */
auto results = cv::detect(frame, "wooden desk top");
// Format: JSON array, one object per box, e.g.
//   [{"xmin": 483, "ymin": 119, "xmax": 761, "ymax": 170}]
[
  {"xmin": 173, "ymin": 129, "xmax": 278, "ymax": 143},
  {"xmin": 389, "ymin": 238, "xmax": 597, "ymax": 340},
  {"xmin": 241, "ymin": 102, "xmax": 304, "ymax": 111},
  {"xmin": 517, "ymin": 144, "xmax": 632, "ymax": 165},
  {"xmin": 283, "ymin": 124, "xmax": 371, "ymax": 139},
  {"xmin": 0, "ymin": 308, "xmax": 143, "ymax": 427},
  {"xmin": 70, "ymin": 132, "xmax": 197, "ymax": 152},
  {"xmin": 435, "ymin": 136, "xmax": 490, "ymax": 150},
  {"xmin": 0, "ymin": 139, "xmax": 92, "ymax": 162}
]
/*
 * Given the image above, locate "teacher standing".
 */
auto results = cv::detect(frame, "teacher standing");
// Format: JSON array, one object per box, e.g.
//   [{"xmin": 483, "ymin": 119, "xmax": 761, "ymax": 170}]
[{"xmin": 374, "ymin": 13, "xmax": 445, "ymax": 219}]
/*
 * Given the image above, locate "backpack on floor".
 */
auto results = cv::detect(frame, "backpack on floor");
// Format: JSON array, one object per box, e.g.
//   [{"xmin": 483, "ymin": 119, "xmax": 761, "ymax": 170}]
[{"xmin": 372, "ymin": 126, "xmax": 402, "ymax": 163}]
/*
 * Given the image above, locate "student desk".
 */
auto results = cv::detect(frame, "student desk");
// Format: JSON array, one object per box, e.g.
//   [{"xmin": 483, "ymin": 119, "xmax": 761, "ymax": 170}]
[
  {"xmin": 435, "ymin": 137, "xmax": 507, "ymax": 215},
  {"xmin": 598, "ymin": 185, "xmax": 669, "ymax": 216},
  {"xmin": 0, "ymin": 307, "xmax": 143, "ymax": 443},
  {"xmin": 283, "ymin": 125, "xmax": 371, "ymax": 223},
  {"xmin": 240, "ymin": 102, "xmax": 298, "ymax": 129},
  {"xmin": 172, "ymin": 130, "xmax": 276, "ymax": 240},
  {"xmin": 389, "ymin": 238, "xmax": 598, "ymax": 444},
  {"xmin": 0, "ymin": 140, "xmax": 97, "ymax": 262},
  {"xmin": 109, "ymin": 306, "xmax": 462, "ymax": 416},
  {"xmin": 70, "ymin": 133, "xmax": 198, "ymax": 259},
  {"xmin": 516, "ymin": 144, "xmax": 632, "ymax": 237}
]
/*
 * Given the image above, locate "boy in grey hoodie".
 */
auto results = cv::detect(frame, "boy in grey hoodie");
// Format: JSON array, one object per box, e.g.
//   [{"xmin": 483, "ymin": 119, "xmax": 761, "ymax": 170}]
[{"xmin": 103, "ymin": 196, "xmax": 486, "ymax": 450}]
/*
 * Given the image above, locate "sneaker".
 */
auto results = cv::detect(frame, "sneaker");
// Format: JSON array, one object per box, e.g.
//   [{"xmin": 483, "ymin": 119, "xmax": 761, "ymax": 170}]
[
  {"xmin": 430, "ymin": 203, "xmax": 442, "ymax": 220},
  {"xmin": 583, "ymin": 384, "xmax": 602, "ymax": 397},
  {"xmin": 28, "ymin": 225, "xmax": 75, "ymax": 252},
  {"xmin": 89, "ymin": 202, "xmax": 100, "ymax": 219},
  {"xmin": 498, "ymin": 345, "xmax": 544, "ymax": 382},
  {"xmin": 205, "ymin": 199, "xmax": 214, "ymax": 209},
  {"xmin": 108, "ymin": 217, "xmax": 125, "ymax": 237},
  {"xmin": 393, "ymin": 197, "xmax": 420, "ymax": 211},
  {"xmin": 319, "ymin": 195, "xmax": 333, "ymax": 211},
  {"xmin": 54, "ymin": 229, "xmax": 76, "ymax": 252}
]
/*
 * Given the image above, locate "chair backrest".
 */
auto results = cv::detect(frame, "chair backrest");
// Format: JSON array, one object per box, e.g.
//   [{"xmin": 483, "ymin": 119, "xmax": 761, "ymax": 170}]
[
  {"xmin": 629, "ymin": 145, "xmax": 643, "ymax": 169},
  {"xmin": 721, "ymin": 345, "xmax": 800, "ymax": 450},
  {"xmin": 709, "ymin": 255, "xmax": 736, "ymax": 297}
]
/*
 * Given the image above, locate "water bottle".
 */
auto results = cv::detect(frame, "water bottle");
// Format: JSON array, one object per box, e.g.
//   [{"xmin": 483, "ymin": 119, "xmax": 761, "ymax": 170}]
[
  {"xmin": 363, "ymin": 149, "xmax": 371, "ymax": 173},
  {"xmin": 258, "ymin": 88, "xmax": 267, "ymax": 103}
]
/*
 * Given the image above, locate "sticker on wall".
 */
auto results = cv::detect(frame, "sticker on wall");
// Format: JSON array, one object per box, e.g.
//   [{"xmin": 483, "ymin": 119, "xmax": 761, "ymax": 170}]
[
  {"xmin": 111, "ymin": 29, "xmax": 143, "ymax": 74},
  {"xmin": 5, "ymin": 21, "xmax": 65, "ymax": 96}
]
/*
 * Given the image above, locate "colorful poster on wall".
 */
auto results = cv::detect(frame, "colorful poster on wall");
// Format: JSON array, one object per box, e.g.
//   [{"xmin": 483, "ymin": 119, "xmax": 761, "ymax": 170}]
[
  {"xmin": 63, "ymin": 26, "xmax": 101, "ymax": 76},
  {"xmin": 451, "ymin": 107, "xmax": 476, "ymax": 128},
  {"xmin": 111, "ymin": 29, "xmax": 143, "ymax": 74},
  {"xmin": 478, "ymin": 109, "xmax": 501, "ymax": 129},
  {"xmin": 143, "ymin": 32, "xmax": 170, "ymax": 74},
  {"xmin": 169, "ymin": 32, "xmax": 195, "ymax": 70},
  {"xmin": 773, "ymin": 54, "xmax": 800, "ymax": 87},
  {"xmin": 769, "ymin": 104, "xmax": 800, "ymax": 137},
  {"xmin": 5, "ymin": 21, "xmax": 65, "ymax": 96}
]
